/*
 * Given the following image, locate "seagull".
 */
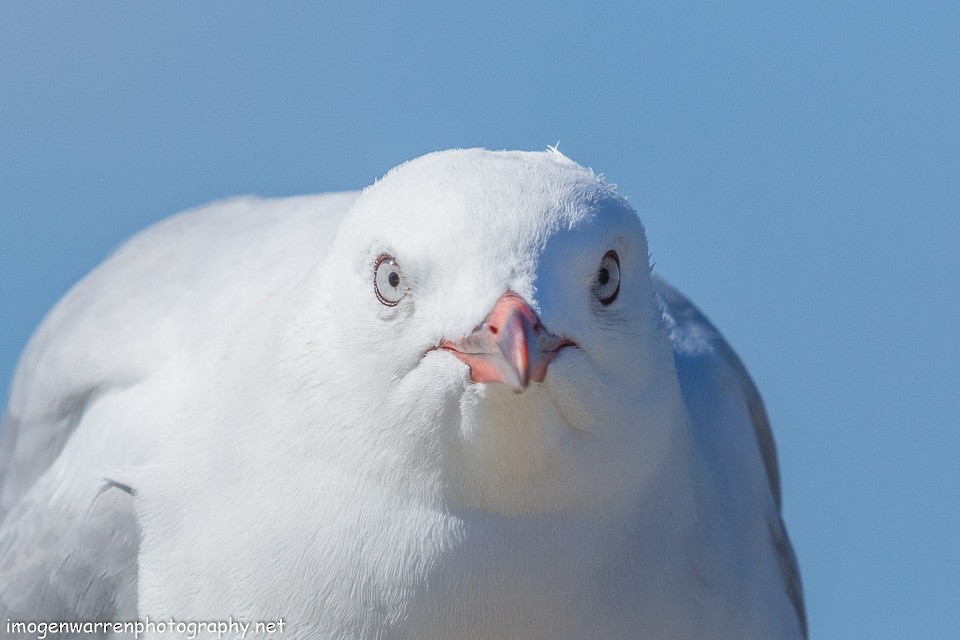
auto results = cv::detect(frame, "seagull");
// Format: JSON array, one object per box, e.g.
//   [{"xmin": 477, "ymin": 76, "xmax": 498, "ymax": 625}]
[{"xmin": 0, "ymin": 149, "xmax": 805, "ymax": 639}]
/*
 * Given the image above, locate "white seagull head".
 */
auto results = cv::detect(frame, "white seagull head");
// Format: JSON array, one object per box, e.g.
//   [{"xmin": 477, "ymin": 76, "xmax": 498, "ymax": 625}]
[{"xmin": 284, "ymin": 148, "xmax": 684, "ymax": 515}]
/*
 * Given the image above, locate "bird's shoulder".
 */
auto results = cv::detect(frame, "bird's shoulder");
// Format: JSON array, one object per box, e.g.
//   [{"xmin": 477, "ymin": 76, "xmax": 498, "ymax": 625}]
[
  {"xmin": 652, "ymin": 273, "xmax": 781, "ymax": 507},
  {"xmin": 652, "ymin": 275, "xmax": 806, "ymax": 638},
  {"xmin": 0, "ymin": 190, "xmax": 358, "ymax": 516}
]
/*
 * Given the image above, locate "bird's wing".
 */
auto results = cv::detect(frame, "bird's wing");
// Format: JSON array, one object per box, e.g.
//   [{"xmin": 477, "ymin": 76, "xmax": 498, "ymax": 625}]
[
  {"xmin": 0, "ymin": 191, "xmax": 358, "ymax": 621},
  {"xmin": 0, "ymin": 468, "xmax": 139, "ymax": 624},
  {"xmin": 0, "ymin": 192, "xmax": 357, "ymax": 515},
  {"xmin": 652, "ymin": 275, "xmax": 782, "ymax": 507},
  {"xmin": 652, "ymin": 274, "xmax": 806, "ymax": 638}
]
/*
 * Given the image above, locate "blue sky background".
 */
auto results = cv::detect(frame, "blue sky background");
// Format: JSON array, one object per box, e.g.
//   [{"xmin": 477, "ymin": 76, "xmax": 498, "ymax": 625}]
[{"xmin": 1, "ymin": 2, "xmax": 958, "ymax": 637}]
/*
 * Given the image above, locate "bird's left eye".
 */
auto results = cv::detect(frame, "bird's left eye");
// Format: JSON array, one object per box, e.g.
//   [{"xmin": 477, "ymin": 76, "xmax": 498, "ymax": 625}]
[
  {"xmin": 595, "ymin": 250, "xmax": 621, "ymax": 306},
  {"xmin": 374, "ymin": 254, "xmax": 407, "ymax": 306}
]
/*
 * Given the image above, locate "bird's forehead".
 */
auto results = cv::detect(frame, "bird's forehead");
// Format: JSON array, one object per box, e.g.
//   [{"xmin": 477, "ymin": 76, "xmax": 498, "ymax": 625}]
[{"xmin": 342, "ymin": 149, "xmax": 623, "ymax": 259}]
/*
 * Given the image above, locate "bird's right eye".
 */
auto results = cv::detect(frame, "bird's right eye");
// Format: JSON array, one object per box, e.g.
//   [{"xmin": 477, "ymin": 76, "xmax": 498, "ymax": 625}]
[{"xmin": 374, "ymin": 254, "xmax": 406, "ymax": 306}]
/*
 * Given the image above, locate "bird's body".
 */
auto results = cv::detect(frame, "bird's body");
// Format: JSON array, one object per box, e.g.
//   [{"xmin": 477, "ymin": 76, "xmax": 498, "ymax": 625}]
[{"xmin": 0, "ymin": 149, "xmax": 804, "ymax": 639}]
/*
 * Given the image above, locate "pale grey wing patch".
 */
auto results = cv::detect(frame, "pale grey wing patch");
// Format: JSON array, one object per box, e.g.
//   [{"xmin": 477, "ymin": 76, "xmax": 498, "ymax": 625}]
[
  {"xmin": 652, "ymin": 274, "xmax": 806, "ymax": 637},
  {"xmin": 0, "ymin": 474, "xmax": 139, "ymax": 629},
  {"xmin": 770, "ymin": 517, "xmax": 808, "ymax": 639},
  {"xmin": 651, "ymin": 275, "xmax": 782, "ymax": 508},
  {"xmin": 0, "ymin": 386, "xmax": 104, "ymax": 523},
  {"xmin": 0, "ymin": 412, "xmax": 20, "ymax": 513}
]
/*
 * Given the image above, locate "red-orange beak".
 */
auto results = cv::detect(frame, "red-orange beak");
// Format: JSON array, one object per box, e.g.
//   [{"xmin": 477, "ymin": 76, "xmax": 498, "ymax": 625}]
[{"xmin": 440, "ymin": 292, "xmax": 574, "ymax": 393}]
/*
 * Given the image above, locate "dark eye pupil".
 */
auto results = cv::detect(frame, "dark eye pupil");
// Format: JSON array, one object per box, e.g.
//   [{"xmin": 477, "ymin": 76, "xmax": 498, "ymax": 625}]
[
  {"xmin": 388, "ymin": 271, "xmax": 400, "ymax": 288},
  {"xmin": 598, "ymin": 268, "xmax": 610, "ymax": 286}
]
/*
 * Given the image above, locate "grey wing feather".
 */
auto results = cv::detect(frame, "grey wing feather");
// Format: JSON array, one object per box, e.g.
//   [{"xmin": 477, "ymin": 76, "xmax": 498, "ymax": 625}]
[
  {"xmin": 0, "ymin": 387, "xmax": 103, "ymax": 522},
  {"xmin": 0, "ymin": 384, "xmax": 138, "ymax": 631},
  {"xmin": 0, "ymin": 474, "xmax": 138, "ymax": 630},
  {"xmin": 652, "ymin": 274, "xmax": 807, "ymax": 638},
  {"xmin": 652, "ymin": 275, "xmax": 782, "ymax": 507}
]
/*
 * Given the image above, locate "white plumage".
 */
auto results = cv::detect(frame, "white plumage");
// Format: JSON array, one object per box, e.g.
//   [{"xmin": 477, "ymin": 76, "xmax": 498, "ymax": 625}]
[{"xmin": 0, "ymin": 149, "xmax": 804, "ymax": 639}]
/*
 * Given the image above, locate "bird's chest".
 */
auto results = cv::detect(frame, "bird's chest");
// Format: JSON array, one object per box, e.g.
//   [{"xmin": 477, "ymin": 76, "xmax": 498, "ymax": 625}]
[
  {"xmin": 293, "ymin": 506, "xmax": 702, "ymax": 640},
  {"xmin": 392, "ymin": 519, "xmax": 602, "ymax": 640},
  {"xmin": 137, "ymin": 471, "xmax": 705, "ymax": 640}
]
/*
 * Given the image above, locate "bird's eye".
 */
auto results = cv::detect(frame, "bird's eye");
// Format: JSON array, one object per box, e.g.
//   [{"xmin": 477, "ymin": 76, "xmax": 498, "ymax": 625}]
[
  {"xmin": 595, "ymin": 250, "xmax": 621, "ymax": 306},
  {"xmin": 374, "ymin": 254, "xmax": 406, "ymax": 306}
]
